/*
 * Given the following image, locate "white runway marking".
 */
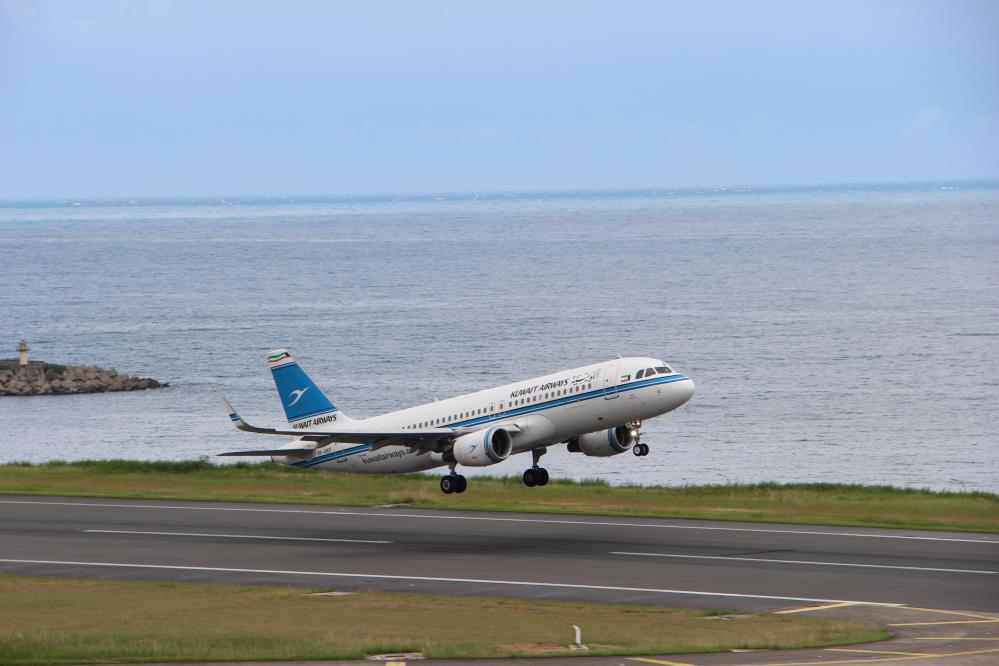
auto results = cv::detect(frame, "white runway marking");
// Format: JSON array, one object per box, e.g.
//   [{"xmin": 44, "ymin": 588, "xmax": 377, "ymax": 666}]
[
  {"xmin": 0, "ymin": 558, "xmax": 904, "ymax": 606},
  {"xmin": 84, "ymin": 529, "xmax": 392, "ymax": 544},
  {"xmin": 612, "ymin": 551, "xmax": 998, "ymax": 575},
  {"xmin": 2, "ymin": 499, "xmax": 996, "ymax": 544}
]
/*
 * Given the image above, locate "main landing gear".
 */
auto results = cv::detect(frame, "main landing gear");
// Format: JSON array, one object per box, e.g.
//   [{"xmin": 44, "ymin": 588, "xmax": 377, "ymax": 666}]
[
  {"xmin": 523, "ymin": 447, "xmax": 550, "ymax": 487},
  {"xmin": 440, "ymin": 464, "xmax": 467, "ymax": 494}
]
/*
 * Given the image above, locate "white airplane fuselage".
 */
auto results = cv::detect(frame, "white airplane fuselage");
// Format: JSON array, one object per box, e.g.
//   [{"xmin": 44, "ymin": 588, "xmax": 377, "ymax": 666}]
[{"xmin": 273, "ymin": 357, "xmax": 694, "ymax": 473}]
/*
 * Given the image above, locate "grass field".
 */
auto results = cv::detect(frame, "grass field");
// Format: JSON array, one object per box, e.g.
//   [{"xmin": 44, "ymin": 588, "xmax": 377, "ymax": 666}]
[
  {"xmin": 0, "ymin": 575, "xmax": 887, "ymax": 664},
  {"xmin": 1, "ymin": 460, "xmax": 996, "ymax": 532}
]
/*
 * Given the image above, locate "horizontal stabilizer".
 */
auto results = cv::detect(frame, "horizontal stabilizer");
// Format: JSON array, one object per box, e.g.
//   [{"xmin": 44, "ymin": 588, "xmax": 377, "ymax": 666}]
[{"xmin": 218, "ymin": 448, "xmax": 315, "ymax": 457}]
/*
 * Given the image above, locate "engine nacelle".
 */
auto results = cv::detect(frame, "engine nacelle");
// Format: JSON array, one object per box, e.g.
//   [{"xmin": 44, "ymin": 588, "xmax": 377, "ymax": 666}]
[
  {"xmin": 451, "ymin": 427, "xmax": 513, "ymax": 467},
  {"xmin": 572, "ymin": 426, "xmax": 636, "ymax": 457}
]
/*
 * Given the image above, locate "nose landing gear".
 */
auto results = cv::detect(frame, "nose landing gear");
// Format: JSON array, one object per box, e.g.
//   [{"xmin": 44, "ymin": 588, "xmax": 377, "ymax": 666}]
[
  {"xmin": 523, "ymin": 447, "xmax": 550, "ymax": 487},
  {"xmin": 440, "ymin": 464, "xmax": 468, "ymax": 494},
  {"xmin": 629, "ymin": 420, "xmax": 649, "ymax": 456}
]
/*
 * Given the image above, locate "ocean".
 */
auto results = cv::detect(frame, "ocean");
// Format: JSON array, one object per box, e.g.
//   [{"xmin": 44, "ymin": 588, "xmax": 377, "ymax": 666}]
[{"xmin": 2, "ymin": 183, "xmax": 997, "ymax": 491}]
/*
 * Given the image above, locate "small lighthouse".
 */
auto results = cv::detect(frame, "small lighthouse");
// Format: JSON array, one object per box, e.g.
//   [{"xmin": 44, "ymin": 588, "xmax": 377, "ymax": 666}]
[{"xmin": 18, "ymin": 340, "xmax": 29, "ymax": 367}]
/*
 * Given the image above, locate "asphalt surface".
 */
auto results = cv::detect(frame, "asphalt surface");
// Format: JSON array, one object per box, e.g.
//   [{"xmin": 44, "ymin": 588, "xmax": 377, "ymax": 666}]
[{"xmin": 0, "ymin": 495, "xmax": 996, "ymax": 612}]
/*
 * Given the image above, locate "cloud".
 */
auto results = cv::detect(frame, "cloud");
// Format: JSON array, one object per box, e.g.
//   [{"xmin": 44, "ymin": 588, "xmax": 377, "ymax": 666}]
[{"xmin": 903, "ymin": 105, "xmax": 946, "ymax": 136}]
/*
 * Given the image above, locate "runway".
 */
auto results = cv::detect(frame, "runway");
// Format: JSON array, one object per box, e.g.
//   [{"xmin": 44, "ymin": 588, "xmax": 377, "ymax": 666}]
[{"xmin": 1, "ymin": 495, "xmax": 997, "ymax": 612}]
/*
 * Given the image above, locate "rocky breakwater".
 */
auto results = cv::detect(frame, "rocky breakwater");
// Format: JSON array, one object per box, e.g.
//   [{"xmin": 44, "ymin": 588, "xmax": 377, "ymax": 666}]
[{"xmin": 0, "ymin": 359, "xmax": 167, "ymax": 396}]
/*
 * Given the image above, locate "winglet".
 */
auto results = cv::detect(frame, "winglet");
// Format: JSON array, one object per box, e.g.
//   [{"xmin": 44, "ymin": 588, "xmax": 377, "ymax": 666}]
[{"xmin": 222, "ymin": 396, "xmax": 251, "ymax": 432}]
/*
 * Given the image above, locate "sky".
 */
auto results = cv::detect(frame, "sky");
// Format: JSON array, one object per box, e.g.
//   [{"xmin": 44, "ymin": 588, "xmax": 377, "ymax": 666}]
[{"xmin": 1, "ymin": 0, "xmax": 997, "ymax": 197}]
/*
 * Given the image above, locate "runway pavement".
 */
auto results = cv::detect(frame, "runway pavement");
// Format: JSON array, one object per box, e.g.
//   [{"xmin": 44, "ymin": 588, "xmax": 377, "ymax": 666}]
[{"xmin": 1, "ymin": 495, "xmax": 996, "ymax": 612}]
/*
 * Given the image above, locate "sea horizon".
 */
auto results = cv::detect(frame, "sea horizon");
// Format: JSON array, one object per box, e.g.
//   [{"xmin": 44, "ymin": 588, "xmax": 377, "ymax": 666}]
[{"xmin": 2, "ymin": 177, "xmax": 998, "ymax": 208}]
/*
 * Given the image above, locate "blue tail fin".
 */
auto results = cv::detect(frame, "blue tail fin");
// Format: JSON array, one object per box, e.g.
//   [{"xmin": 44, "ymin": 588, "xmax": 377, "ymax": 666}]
[{"xmin": 265, "ymin": 349, "xmax": 350, "ymax": 426}]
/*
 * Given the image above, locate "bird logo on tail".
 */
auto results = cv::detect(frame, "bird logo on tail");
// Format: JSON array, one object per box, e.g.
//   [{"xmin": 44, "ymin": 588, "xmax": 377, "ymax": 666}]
[{"xmin": 287, "ymin": 387, "xmax": 310, "ymax": 407}]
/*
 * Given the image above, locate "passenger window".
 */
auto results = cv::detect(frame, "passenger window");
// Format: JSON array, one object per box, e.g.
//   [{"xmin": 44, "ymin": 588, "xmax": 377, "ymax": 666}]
[{"xmin": 635, "ymin": 369, "xmax": 644, "ymax": 379}]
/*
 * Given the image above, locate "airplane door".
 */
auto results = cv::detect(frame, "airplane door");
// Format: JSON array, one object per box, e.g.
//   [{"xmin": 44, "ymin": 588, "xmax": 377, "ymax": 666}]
[{"xmin": 602, "ymin": 363, "xmax": 620, "ymax": 400}]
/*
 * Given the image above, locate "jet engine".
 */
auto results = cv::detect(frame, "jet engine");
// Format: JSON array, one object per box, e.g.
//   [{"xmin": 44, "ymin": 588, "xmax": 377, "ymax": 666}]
[
  {"xmin": 451, "ymin": 427, "xmax": 513, "ymax": 466},
  {"xmin": 570, "ymin": 425, "xmax": 636, "ymax": 457}
]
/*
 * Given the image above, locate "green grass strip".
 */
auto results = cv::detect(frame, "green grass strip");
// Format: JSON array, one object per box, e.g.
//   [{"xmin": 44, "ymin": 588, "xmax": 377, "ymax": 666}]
[
  {"xmin": 1, "ymin": 460, "xmax": 996, "ymax": 532},
  {"xmin": 0, "ymin": 575, "xmax": 887, "ymax": 664}
]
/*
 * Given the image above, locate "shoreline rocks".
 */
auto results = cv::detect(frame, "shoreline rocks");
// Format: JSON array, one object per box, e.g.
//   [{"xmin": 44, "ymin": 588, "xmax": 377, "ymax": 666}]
[{"xmin": 0, "ymin": 359, "xmax": 168, "ymax": 396}]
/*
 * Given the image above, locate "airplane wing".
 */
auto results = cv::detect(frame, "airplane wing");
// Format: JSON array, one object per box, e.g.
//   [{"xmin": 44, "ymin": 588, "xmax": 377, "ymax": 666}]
[{"xmin": 219, "ymin": 397, "xmax": 505, "ymax": 456}]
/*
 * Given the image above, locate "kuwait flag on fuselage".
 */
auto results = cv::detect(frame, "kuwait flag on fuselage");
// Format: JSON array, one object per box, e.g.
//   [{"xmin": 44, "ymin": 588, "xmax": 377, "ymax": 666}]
[{"xmin": 620, "ymin": 373, "xmax": 631, "ymax": 383}]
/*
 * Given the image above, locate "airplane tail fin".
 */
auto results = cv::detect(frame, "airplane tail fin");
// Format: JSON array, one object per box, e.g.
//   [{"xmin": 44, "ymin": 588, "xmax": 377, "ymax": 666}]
[{"xmin": 265, "ymin": 349, "xmax": 353, "ymax": 427}]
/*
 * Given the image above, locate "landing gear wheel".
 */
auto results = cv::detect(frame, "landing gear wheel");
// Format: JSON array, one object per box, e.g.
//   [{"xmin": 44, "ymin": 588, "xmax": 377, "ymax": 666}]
[
  {"xmin": 523, "ymin": 468, "xmax": 537, "ymax": 487},
  {"xmin": 440, "ymin": 475, "xmax": 455, "ymax": 494},
  {"xmin": 523, "ymin": 467, "xmax": 549, "ymax": 487},
  {"xmin": 633, "ymin": 443, "xmax": 649, "ymax": 457},
  {"xmin": 454, "ymin": 474, "xmax": 468, "ymax": 493}
]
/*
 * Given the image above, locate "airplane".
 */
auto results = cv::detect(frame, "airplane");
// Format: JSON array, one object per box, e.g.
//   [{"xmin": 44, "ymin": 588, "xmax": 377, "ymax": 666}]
[{"xmin": 220, "ymin": 349, "xmax": 695, "ymax": 494}]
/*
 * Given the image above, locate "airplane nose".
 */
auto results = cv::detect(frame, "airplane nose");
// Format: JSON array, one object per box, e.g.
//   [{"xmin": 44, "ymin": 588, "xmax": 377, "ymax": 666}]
[{"xmin": 675, "ymin": 377, "xmax": 695, "ymax": 407}]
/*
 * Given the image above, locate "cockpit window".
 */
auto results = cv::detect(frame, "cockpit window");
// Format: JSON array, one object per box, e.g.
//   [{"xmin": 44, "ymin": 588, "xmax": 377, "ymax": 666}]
[
  {"xmin": 656, "ymin": 365, "xmax": 672, "ymax": 374},
  {"xmin": 645, "ymin": 367, "xmax": 656, "ymax": 376},
  {"xmin": 635, "ymin": 369, "xmax": 644, "ymax": 379}
]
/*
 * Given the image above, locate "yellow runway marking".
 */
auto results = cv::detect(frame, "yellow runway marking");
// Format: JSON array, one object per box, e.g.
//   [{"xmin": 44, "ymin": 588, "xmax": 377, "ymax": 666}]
[
  {"xmin": 631, "ymin": 606, "xmax": 999, "ymax": 666},
  {"xmin": 740, "ymin": 646, "xmax": 999, "ymax": 665},
  {"xmin": 776, "ymin": 602, "xmax": 858, "ymax": 614},
  {"xmin": 385, "ymin": 662, "xmax": 406, "ymax": 666},
  {"xmin": 916, "ymin": 637, "xmax": 999, "ymax": 640},
  {"xmin": 899, "ymin": 606, "xmax": 999, "ymax": 620},
  {"xmin": 889, "ymin": 619, "xmax": 999, "ymax": 626}
]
